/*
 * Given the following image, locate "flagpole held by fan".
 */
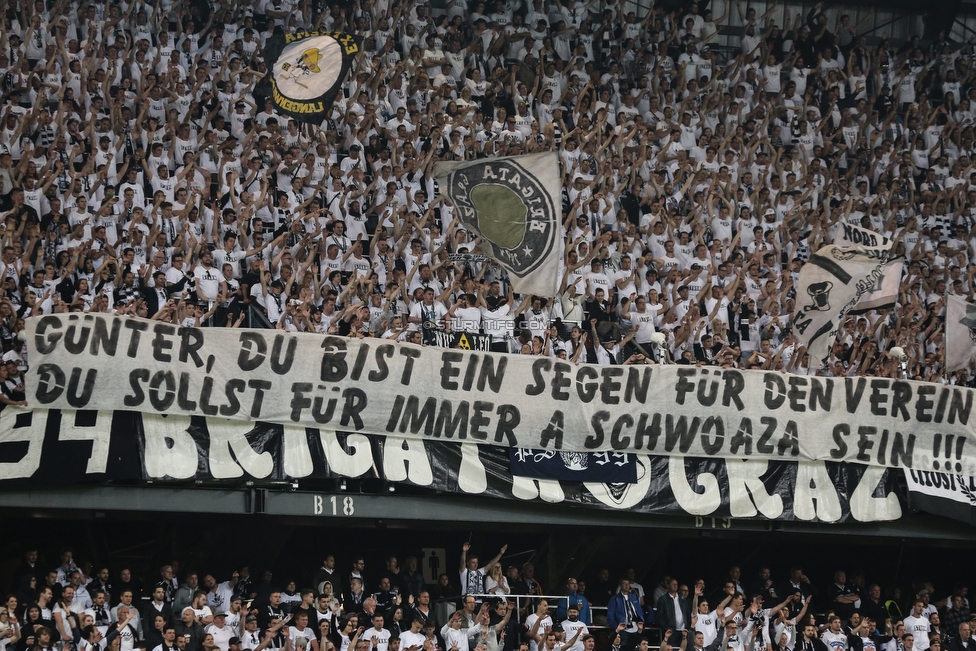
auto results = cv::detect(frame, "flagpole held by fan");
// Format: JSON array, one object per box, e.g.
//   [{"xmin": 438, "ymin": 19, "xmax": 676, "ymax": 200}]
[
  {"xmin": 890, "ymin": 346, "xmax": 907, "ymax": 379},
  {"xmin": 649, "ymin": 331, "xmax": 670, "ymax": 365}
]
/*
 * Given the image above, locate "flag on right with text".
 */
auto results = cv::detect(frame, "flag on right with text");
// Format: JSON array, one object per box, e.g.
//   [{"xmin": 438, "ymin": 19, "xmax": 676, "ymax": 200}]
[{"xmin": 946, "ymin": 295, "xmax": 976, "ymax": 373}]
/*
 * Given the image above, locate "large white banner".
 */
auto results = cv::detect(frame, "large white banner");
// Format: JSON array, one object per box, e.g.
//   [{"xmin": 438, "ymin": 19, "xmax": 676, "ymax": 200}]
[{"xmin": 24, "ymin": 314, "xmax": 976, "ymax": 474}]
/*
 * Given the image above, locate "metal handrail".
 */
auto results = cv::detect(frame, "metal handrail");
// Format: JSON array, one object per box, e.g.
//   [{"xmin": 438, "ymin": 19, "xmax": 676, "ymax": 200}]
[
  {"xmin": 464, "ymin": 593, "xmax": 612, "ymax": 630},
  {"xmin": 247, "ymin": 302, "xmax": 275, "ymax": 329}
]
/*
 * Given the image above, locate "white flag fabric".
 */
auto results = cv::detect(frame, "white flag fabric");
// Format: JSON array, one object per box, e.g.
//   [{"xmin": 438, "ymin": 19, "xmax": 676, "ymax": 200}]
[
  {"xmin": 833, "ymin": 224, "xmax": 901, "ymax": 314},
  {"xmin": 946, "ymin": 295, "xmax": 976, "ymax": 373},
  {"xmin": 435, "ymin": 152, "xmax": 563, "ymax": 297},
  {"xmin": 793, "ymin": 244, "xmax": 891, "ymax": 362},
  {"xmin": 848, "ymin": 260, "xmax": 903, "ymax": 314}
]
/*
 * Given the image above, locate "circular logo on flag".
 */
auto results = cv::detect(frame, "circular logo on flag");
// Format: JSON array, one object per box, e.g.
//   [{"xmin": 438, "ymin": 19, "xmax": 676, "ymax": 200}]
[
  {"xmin": 273, "ymin": 35, "xmax": 344, "ymax": 101},
  {"xmin": 453, "ymin": 159, "xmax": 558, "ymax": 275}
]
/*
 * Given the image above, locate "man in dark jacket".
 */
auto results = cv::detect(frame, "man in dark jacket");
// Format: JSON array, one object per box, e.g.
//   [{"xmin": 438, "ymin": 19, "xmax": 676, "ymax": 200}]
[{"xmin": 656, "ymin": 578, "xmax": 692, "ymax": 646}]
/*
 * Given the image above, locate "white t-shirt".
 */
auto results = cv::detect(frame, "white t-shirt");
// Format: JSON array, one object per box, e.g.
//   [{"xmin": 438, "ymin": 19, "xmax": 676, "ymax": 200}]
[
  {"xmin": 362, "ymin": 627, "xmax": 391, "ymax": 651},
  {"xmin": 822, "ymin": 630, "xmax": 848, "ymax": 651},
  {"xmin": 560, "ymin": 620, "xmax": 588, "ymax": 651},
  {"xmin": 696, "ymin": 611, "xmax": 719, "ymax": 647},
  {"xmin": 524, "ymin": 614, "xmax": 552, "ymax": 651},
  {"xmin": 289, "ymin": 626, "xmax": 316, "ymax": 649},
  {"xmin": 903, "ymin": 616, "xmax": 930, "ymax": 651},
  {"xmin": 206, "ymin": 583, "xmax": 236, "ymax": 612},
  {"xmin": 117, "ymin": 624, "xmax": 137, "ymax": 651},
  {"xmin": 773, "ymin": 619, "xmax": 797, "ymax": 649},
  {"xmin": 193, "ymin": 264, "xmax": 222, "ymax": 301},
  {"xmin": 400, "ymin": 631, "xmax": 426, "ymax": 651},
  {"xmin": 206, "ymin": 623, "xmax": 234, "ymax": 651}
]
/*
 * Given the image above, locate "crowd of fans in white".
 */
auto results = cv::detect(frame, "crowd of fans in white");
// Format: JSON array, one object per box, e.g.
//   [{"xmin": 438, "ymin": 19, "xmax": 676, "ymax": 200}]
[
  {"xmin": 0, "ymin": 547, "xmax": 973, "ymax": 651},
  {"xmin": 0, "ymin": 0, "xmax": 973, "ymax": 400}
]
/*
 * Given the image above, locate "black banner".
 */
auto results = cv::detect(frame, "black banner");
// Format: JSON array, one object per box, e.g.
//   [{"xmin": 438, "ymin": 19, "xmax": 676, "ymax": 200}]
[
  {"xmin": 904, "ymin": 470, "xmax": 976, "ymax": 526},
  {"xmin": 432, "ymin": 331, "xmax": 492, "ymax": 351},
  {"xmin": 509, "ymin": 449, "xmax": 639, "ymax": 482},
  {"xmin": 265, "ymin": 31, "xmax": 360, "ymax": 122},
  {"xmin": 0, "ymin": 408, "xmax": 909, "ymax": 524}
]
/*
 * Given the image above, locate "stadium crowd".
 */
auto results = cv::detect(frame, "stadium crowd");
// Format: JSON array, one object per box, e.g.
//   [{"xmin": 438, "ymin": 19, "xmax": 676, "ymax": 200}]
[
  {"xmin": 0, "ymin": 545, "xmax": 973, "ymax": 651},
  {"xmin": 0, "ymin": 0, "xmax": 974, "ymax": 404}
]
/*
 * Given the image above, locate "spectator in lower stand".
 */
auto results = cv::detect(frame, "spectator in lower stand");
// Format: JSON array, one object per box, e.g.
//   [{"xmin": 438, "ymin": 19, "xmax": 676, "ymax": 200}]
[
  {"xmin": 484, "ymin": 564, "xmax": 510, "ymax": 603},
  {"xmin": 153, "ymin": 625, "xmax": 179, "ymax": 651},
  {"xmin": 821, "ymin": 615, "xmax": 848, "ymax": 651},
  {"xmin": 175, "ymin": 574, "xmax": 201, "ymax": 618},
  {"xmin": 827, "ymin": 570, "xmax": 856, "ymax": 624},
  {"xmin": 749, "ymin": 570, "xmax": 779, "ymax": 604},
  {"xmin": 589, "ymin": 570, "xmax": 615, "ymax": 610},
  {"xmin": 358, "ymin": 599, "xmax": 379, "ymax": 629},
  {"xmin": 145, "ymin": 586, "xmax": 174, "ymax": 631},
  {"xmin": 950, "ymin": 623, "xmax": 973, "ymax": 651},
  {"xmin": 863, "ymin": 586, "xmax": 889, "ymax": 631},
  {"xmin": 408, "ymin": 591, "xmax": 433, "ymax": 627},
  {"xmin": 555, "ymin": 579, "xmax": 591, "ymax": 626},
  {"xmin": 489, "ymin": 599, "xmax": 518, "ymax": 651},
  {"xmin": 176, "ymin": 607, "xmax": 206, "ymax": 651},
  {"xmin": 292, "ymin": 590, "xmax": 317, "ymax": 624},
  {"xmin": 187, "ymin": 591, "xmax": 215, "ymax": 627},
  {"xmin": 457, "ymin": 597, "xmax": 478, "ymax": 631},
  {"xmin": 68, "ymin": 571, "xmax": 93, "ymax": 612},
  {"xmin": 400, "ymin": 618, "xmax": 426, "ymax": 651},
  {"xmin": 344, "ymin": 580, "xmax": 367, "ymax": 614},
  {"xmin": 524, "ymin": 601, "xmax": 553, "ymax": 651},
  {"xmin": 315, "ymin": 558, "xmax": 342, "ymax": 598},
  {"xmin": 442, "ymin": 610, "xmax": 479, "ymax": 651},
  {"xmin": 240, "ymin": 615, "xmax": 262, "ymax": 650},
  {"xmin": 608, "ymin": 580, "xmax": 644, "ymax": 651},
  {"xmin": 378, "ymin": 558, "xmax": 404, "ymax": 598},
  {"xmin": 288, "ymin": 611, "xmax": 319, "ymax": 651},
  {"xmin": 117, "ymin": 570, "xmax": 142, "ymax": 606},
  {"xmin": 782, "ymin": 569, "xmax": 816, "ymax": 608},
  {"xmin": 560, "ymin": 605, "xmax": 589, "ymax": 651},
  {"xmin": 944, "ymin": 596, "xmax": 971, "ymax": 636},
  {"xmin": 905, "ymin": 600, "xmax": 933, "ymax": 651},
  {"xmin": 157, "ymin": 567, "xmax": 177, "ymax": 606},
  {"xmin": 798, "ymin": 622, "xmax": 830, "ymax": 651},
  {"xmin": 373, "ymin": 579, "xmax": 396, "ymax": 613},
  {"xmin": 693, "ymin": 582, "xmax": 730, "ymax": 650},
  {"xmin": 512, "ymin": 563, "xmax": 545, "ymax": 604},
  {"xmin": 207, "ymin": 611, "xmax": 234, "ymax": 651},
  {"xmin": 460, "ymin": 544, "xmax": 508, "ymax": 599},
  {"xmin": 930, "ymin": 614, "xmax": 948, "ymax": 645},
  {"xmin": 657, "ymin": 578, "xmax": 692, "ymax": 646},
  {"xmin": 401, "ymin": 559, "xmax": 426, "ymax": 600}
]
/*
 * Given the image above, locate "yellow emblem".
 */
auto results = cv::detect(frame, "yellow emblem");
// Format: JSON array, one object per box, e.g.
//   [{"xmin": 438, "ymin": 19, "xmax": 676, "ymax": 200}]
[{"xmin": 299, "ymin": 48, "xmax": 322, "ymax": 73}]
